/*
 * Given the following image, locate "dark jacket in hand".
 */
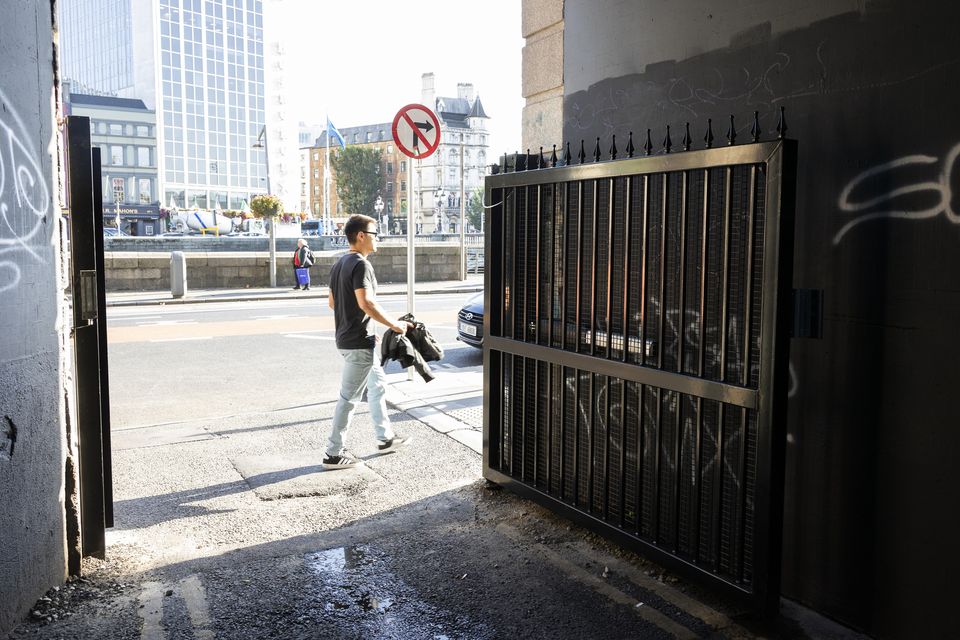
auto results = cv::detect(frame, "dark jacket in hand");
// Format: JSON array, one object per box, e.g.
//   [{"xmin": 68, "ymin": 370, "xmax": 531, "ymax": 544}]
[
  {"xmin": 380, "ymin": 314, "xmax": 443, "ymax": 382},
  {"xmin": 380, "ymin": 332, "xmax": 435, "ymax": 382},
  {"xmin": 398, "ymin": 313, "xmax": 443, "ymax": 362}
]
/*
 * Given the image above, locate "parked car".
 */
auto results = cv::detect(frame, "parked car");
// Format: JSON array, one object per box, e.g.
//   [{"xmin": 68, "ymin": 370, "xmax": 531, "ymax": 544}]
[
  {"xmin": 103, "ymin": 227, "xmax": 127, "ymax": 237},
  {"xmin": 456, "ymin": 292, "xmax": 483, "ymax": 348}
]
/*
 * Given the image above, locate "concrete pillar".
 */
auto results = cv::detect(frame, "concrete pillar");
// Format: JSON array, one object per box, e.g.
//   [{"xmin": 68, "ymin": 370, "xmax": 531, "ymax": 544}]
[{"xmin": 170, "ymin": 251, "xmax": 187, "ymax": 297}]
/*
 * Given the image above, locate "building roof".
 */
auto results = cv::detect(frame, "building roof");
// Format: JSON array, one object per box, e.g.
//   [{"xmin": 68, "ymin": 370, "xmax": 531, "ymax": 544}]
[
  {"xmin": 469, "ymin": 96, "xmax": 488, "ymax": 118},
  {"xmin": 314, "ymin": 122, "xmax": 392, "ymax": 148},
  {"xmin": 69, "ymin": 93, "xmax": 150, "ymax": 111}
]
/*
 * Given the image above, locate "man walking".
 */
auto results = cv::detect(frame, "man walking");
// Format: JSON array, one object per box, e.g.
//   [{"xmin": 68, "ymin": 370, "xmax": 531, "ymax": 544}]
[{"xmin": 324, "ymin": 214, "xmax": 411, "ymax": 468}]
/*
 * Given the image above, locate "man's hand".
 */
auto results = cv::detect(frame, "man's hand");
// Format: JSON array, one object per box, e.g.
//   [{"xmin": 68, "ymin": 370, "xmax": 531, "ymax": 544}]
[{"xmin": 390, "ymin": 321, "xmax": 413, "ymax": 335}]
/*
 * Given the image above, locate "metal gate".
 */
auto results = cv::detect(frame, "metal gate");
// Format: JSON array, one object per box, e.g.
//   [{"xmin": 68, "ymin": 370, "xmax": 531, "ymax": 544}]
[
  {"xmin": 66, "ymin": 115, "xmax": 114, "ymax": 563},
  {"xmin": 482, "ymin": 121, "xmax": 796, "ymax": 614}
]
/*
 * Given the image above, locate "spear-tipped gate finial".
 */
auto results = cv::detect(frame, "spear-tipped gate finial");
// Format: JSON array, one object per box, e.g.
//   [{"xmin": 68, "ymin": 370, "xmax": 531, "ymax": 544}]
[
  {"xmin": 751, "ymin": 110, "xmax": 761, "ymax": 142},
  {"xmin": 704, "ymin": 118, "xmax": 714, "ymax": 148},
  {"xmin": 593, "ymin": 137, "xmax": 601, "ymax": 162},
  {"xmin": 609, "ymin": 135, "xmax": 618, "ymax": 160},
  {"xmin": 550, "ymin": 144, "xmax": 558, "ymax": 167},
  {"xmin": 681, "ymin": 122, "xmax": 691, "ymax": 151},
  {"xmin": 578, "ymin": 140, "xmax": 586, "ymax": 164},
  {"xmin": 662, "ymin": 125, "xmax": 673, "ymax": 153},
  {"xmin": 643, "ymin": 129, "xmax": 653, "ymax": 155},
  {"xmin": 626, "ymin": 131, "xmax": 635, "ymax": 158},
  {"xmin": 726, "ymin": 115, "xmax": 737, "ymax": 145},
  {"xmin": 776, "ymin": 106, "xmax": 788, "ymax": 139},
  {"xmin": 564, "ymin": 142, "xmax": 572, "ymax": 166}
]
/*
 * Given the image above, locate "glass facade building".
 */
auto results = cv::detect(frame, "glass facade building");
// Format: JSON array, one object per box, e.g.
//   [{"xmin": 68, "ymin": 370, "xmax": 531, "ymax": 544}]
[
  {"xmin": 59, "ymin": 0, "xmax": 267, "ymax": 212},
  {"xmin": 59, "ymin": 0, "xmax": 135, "ymax": 95}
]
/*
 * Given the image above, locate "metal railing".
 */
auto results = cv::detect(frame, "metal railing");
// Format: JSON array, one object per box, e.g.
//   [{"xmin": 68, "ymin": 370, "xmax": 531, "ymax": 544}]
[{"xmin": 482, "ymin": 110, "xmax": 796, "ymax": 615}]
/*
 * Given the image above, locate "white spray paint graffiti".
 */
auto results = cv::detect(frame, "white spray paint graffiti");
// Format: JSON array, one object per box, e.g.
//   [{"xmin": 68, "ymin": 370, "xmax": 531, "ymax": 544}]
[
  {"xmin": 833, "ymin": 142, "xmax": 960, "ymax": 244},
  {"xmin": 0, "ymin": 87, "xmax": 51, "ymax": 293}
]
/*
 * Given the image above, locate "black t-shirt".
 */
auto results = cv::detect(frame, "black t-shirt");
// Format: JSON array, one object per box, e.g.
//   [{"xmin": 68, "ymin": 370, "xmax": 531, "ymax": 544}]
[{"xmin": 329, "ymin": 252, "xmax": 377, "ymax": 349}]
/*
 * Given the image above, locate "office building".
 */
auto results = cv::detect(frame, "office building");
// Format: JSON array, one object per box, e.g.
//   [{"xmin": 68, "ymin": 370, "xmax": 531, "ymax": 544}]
[
  {"xmin": 59, "ymin": 0, "xmax": 271, "ymax": 213},
  {"xmin": 64, "ymin": 83, "xmax": 161, "ymax": 235}
]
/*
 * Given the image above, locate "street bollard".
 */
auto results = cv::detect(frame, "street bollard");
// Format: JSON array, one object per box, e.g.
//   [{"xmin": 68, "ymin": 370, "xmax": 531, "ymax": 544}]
[{"xmin": 170, "ymin": 250, "xmax": 187, "ymax": 298}]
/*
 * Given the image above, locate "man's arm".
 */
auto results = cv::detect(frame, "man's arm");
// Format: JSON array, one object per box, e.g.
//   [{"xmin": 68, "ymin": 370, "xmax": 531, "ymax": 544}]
[
  {"xmin": 328, "ymin": 290, "xmax": 335, "ymax": 310},
  {"xmin": 355, "ymin": 288, "xmax": 408, "ymax": 334}
]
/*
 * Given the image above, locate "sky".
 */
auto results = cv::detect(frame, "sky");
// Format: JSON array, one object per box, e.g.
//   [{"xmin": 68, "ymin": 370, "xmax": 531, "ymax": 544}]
[{"xmin": 275, "ymin": 0, "xmax": 525, "ymax": 155}]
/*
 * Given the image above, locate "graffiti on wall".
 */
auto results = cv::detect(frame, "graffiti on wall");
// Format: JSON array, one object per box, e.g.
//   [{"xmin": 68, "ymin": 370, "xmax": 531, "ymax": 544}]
[
  {"xmin": 0, "ymin": 88, "xmax": 51, "ymax": 293},
  {"xmin": 833, "ymin": 142, "xmax": 960, "ymax": 244}
]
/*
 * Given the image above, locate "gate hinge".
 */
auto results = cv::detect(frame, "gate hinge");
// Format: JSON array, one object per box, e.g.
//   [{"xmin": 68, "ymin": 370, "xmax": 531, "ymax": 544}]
[{"xmin": 791, "ymin": 288, "xmax": 823, "ymax": 339}]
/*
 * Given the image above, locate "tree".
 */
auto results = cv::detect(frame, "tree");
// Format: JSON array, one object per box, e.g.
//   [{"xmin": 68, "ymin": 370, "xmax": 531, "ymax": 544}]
[
  {"xmin": 466, "ymin": 187, "xmax": 484, "ymax": 231},
  {"xmin": 250, "ymin": 194, "xmax": 282, "ymax": 218},
  {"xmin": 331, "ymin": 146, "xmax": 382, "ymax": 217}
]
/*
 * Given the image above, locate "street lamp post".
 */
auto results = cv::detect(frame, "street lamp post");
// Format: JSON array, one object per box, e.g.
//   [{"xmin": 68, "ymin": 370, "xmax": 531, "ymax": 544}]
[
  {"xmin": 374, "ymin": 195, "xmax": 384, "ymax": 231},
  {"xmin": 253, "ymin": 125, "xmax": 276, "ymax": 287},
  {"xmin": 434, "ymin": 188, "xmax": 445, "ymax": 234}
]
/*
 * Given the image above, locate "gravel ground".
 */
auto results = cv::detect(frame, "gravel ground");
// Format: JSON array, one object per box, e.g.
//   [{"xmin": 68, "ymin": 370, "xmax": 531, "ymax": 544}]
[{"xmin": 6, "ymin": 403, "xmax": 859, "ymax": 639}]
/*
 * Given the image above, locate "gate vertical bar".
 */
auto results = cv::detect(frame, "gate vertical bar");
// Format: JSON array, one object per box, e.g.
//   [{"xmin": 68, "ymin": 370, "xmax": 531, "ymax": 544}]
[
  {"xmin": 67, "ymin": 116, "xmax": 106, "ymax": 559},
  {"xmin": 90, "ymin": 149, "xmax": 114, "ymax": 528}
]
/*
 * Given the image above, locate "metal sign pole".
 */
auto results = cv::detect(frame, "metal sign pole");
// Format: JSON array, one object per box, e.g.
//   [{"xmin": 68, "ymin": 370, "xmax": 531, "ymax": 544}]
[
  {"xmin": 460, "ymin": 135, "xmax": 466, "ymax": 280},
  {"xmin": 406, "ymin": 158, "xmax": 417, "ymax": 381}
]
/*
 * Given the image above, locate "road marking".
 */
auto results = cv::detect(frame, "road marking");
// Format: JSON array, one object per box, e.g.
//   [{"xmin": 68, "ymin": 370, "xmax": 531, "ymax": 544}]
[
  {"xmin": 284, "ymin": 334, "xmax": 335, "ymax": 340},
  {"xmin": 179, "ymin": 575, "xmax": 214, "ymax": 640},
  {"xmin": 138, "ymin": 320, "xmax": 199, "ymax": 326},
  {"xmin": 109, "ymin": 315, "xmax": 162, "ymax": 321},
  {"xmin": 149, "ymin": 336, "xmax": 213, "ymax": 343},
  {"xmin": 252, "ymin": 314, "xmax": 303, "ymax": 320},
  {"xmin": 138, "ymin": 581, "xmax": 165, "ymax": 640}
]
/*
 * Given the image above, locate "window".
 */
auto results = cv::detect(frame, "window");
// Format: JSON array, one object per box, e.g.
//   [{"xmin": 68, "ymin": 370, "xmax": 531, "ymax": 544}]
[
  {"xmin": 366, "ymin": 132, "xmax": 372, "ymax": 142},
  {"xmin": 386, "ymin": 182, "xmax": 393, "ymax": 194},
  {"xmin": 137, "ymin": 147, "xmax": 150, "ymax": 167},
  {"xmin": 138, "ymin": 178, "xmax": 151, "ymax": 203},
  {"xmin": 387, "ymin": 144, "xmax": 393, "ymax": 155},
  {"xmin": 314, "ymin": 185, "xmax": 319, "ymax": 194},
  {"xmin": 400, "ymin": 160, "xmax": 406, "ymax": 172},
  {"xmin": 386, "ymin": 163, "xmax": 393, "ymax": 175},
  {"xmin": 400, "ymin": 180, "xmax": 406, "ymax": 192},
  {"xmin": 313, "ymin": 152, "xmax": 319, "ymax": 161},
  {"xmin": 109, "ymin": 123, "xmax": 122, "ymax": 135},
  {"xmin": 110, "ymin": 146, "xmax": 124, "ymax": 165},
  {"xmin": 125, "ymin": 124, "xmax": 134, "ymax": 136},
  {"xmin": 137, "ymin": 125, "xmax": 149, "ymax": 136},
  {"xmin": 313, "ymin": 169, "xmax": 319, "ymax": 179}
]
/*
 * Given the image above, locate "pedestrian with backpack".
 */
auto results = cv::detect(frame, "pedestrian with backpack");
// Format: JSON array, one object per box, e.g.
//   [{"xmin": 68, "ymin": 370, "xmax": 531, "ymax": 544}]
[{"xmin": 292, "ymin": 238, "xmax": 314, "ymax": 290}]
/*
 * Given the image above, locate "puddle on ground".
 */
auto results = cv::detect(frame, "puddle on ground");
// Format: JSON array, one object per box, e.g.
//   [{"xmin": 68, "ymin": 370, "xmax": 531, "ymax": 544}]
[{"xmin": 304, "ymin": 545, "xmax": 493, "ymax": 639}]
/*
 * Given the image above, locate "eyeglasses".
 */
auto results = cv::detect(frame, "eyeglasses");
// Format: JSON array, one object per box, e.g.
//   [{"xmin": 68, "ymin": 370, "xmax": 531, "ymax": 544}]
[{"xmin": 364, "ymin": 230, "xmax": 379, "ymax": 237}]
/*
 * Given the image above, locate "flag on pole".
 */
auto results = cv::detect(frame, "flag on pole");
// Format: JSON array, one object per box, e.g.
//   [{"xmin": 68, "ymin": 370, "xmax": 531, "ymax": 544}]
[{"xmin": 326, "ymin": 117, "xmax": 346, "ymax": 149}]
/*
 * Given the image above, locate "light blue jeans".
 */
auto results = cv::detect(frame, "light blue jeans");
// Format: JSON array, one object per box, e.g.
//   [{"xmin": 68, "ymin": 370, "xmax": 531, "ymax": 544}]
[{"xmin": 327, "ymin": 347, "xmax": 394, "ymax": 456}]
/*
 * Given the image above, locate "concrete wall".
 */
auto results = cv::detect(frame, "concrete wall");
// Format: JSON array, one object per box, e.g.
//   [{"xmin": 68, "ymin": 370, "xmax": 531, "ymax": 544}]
[
  {"xmin": 0, "ymin": 0, "xmax": 70, "ymax": 634},
  {"xmin": 104, "ymin": 246, "xmax": 466, "ymax": 291},
  {"xmin": 557, "ymin": 0, "xmax": 960, "ymax": 636}
]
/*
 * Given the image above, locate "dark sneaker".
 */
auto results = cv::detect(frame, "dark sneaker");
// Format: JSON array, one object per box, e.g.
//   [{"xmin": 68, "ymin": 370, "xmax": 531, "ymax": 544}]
[
  {"xmin": 302, "ymin": 286, "xmax": 310, "ymax": 290},
  {"xmin": 323, "ymin": 453, "xmax": 360, "ymax": 469},
  {"xmin": 377, "ymin": 435, "xmax": 412, "ymax": 452},
  {"xmin": 292, "ymin": 285, "xmax": 301, "ymax": 290}
]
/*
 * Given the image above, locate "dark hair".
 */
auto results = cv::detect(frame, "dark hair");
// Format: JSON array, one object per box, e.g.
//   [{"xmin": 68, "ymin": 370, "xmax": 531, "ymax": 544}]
[{"xmin": 343, "ymin": 214, "xmax": 376, "ymax": 245}]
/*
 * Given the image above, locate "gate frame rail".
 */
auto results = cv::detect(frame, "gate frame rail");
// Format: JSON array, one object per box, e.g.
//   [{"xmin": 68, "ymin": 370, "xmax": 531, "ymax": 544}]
[{"xmin": 482, "ymin": 139, "xmax": 797, "ymax": 616}]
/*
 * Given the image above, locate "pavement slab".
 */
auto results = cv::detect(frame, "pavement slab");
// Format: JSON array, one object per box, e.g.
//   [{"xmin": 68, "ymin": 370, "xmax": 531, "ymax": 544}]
[{"xmin": 231, "ymin": 449, "xmax": 383, "ymax": 501}]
